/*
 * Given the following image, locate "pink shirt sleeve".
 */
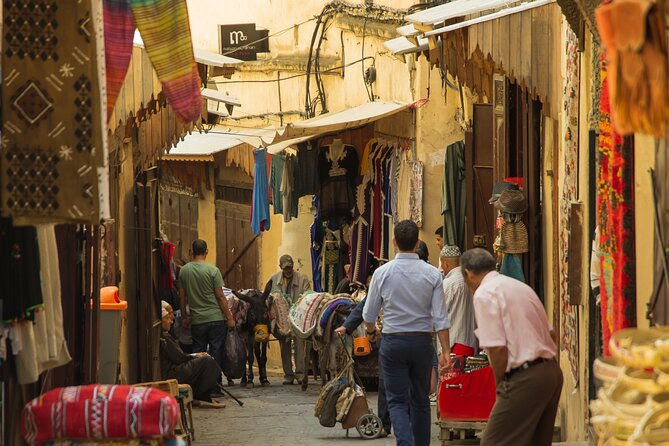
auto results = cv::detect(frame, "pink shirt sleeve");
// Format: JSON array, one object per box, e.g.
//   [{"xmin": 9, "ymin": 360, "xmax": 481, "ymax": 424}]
[{"xmin": 473, "ymin": 292, "xmax": 507, "ymax": 348}]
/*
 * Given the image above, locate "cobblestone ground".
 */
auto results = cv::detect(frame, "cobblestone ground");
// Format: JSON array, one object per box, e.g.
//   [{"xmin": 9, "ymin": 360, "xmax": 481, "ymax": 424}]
[{"xmin": 191, "ymin": 374, "xmax": 441, "ymax": 446}]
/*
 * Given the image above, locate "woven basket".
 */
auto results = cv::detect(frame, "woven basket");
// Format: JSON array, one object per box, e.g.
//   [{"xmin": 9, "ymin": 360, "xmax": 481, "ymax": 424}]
[
  {"xmin": 628, "ymin": 406, "xmax": 669, "ymax": 445},
  {"xmin": 499, "ymin": 221, "xmax": 529, "ymax": 254},
  {"xmin": 620, "ymin": 368, "xmax": 666, "ymax": 395},
  {"xmin": 610, "ymin": 328, "xmax": 669, "ymax": 369},
  {"xmin": 594, "ymin": 357, "xmax": 623, "ymax": 388}
]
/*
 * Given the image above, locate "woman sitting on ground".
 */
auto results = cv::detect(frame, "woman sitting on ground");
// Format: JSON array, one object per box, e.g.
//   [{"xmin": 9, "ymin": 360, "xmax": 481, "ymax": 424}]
[{"xmin": 160, "ymin": 301, "xmax": 223, "ymax": 404}]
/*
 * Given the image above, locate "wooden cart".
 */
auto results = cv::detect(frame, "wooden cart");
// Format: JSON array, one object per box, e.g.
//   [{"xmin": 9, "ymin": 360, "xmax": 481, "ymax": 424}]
[{"xmin": 438, "ymin": 420, "xmax": 486, "ymax": 445}]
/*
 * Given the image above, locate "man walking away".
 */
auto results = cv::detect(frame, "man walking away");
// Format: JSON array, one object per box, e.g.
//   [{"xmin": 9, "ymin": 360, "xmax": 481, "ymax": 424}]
[
  {"xmin": 460, "ymin": 248, "xmax": 562, "ymax": 446},
  {"xmin": 270, "ymin": 254, "xmax": 312, "ymax": 385},
  {"xmin": 178, "ymin": 240, "xmax": 235, "ymax": 369},
  {"xmin": 363, "ymin": 220, "xmax": 452, "ymax": 446},
  {"xmin": 440, "ymin": 245, "xmax": 477, "ymax": 352}
]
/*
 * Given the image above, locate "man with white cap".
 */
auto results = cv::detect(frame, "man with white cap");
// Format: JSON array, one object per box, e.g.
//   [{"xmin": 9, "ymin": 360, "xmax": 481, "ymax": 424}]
[
  {"xmin": 440, "ymin": 245, "xmax": 477, "ymax": 352},
  {"xmin": 269, "ymin": 254, "xmax": 312, "ymax": 385}
]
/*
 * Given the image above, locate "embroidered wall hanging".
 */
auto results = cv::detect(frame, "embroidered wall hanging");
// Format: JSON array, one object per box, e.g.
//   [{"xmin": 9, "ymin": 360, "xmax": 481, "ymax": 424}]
[
  {"xmin": 559, "ymin": 29, "xmax": 580, "ymax": 383},
  {"xmin": 2, "ymin": 0, "xmax": 107, "ymax": 224}
]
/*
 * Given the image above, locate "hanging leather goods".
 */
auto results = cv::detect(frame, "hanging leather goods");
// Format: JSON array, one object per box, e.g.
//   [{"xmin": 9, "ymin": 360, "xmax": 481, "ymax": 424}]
[{"xmin": 596, "ymin": 0, "xmax": 669, "ymax": 137}]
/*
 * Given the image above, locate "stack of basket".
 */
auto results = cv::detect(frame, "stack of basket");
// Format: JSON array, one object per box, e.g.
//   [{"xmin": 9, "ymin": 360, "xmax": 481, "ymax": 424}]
[{"xmin": 591, "ymin": 327, "xmax": 669, "ymax": 445}]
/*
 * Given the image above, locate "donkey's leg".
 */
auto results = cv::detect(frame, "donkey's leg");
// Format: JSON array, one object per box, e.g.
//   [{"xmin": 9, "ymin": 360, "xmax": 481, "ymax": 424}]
[
  {"xmin": 301, "ymin": 340, "xmax": 310, "ymax": 391},
  {"xmin": 256, "ymin": 341, "xmax": 269, "ymax": 385}
]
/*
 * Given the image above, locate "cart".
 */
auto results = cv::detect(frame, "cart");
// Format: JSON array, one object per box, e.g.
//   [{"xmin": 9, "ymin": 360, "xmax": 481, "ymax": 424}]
[
  {"xmin": 317, "ymin": 336, "xmax": 384, "ymax": 440},
  {"xmin": 437, "ymin": 364, "xmax": 496, "ymax": 445}
]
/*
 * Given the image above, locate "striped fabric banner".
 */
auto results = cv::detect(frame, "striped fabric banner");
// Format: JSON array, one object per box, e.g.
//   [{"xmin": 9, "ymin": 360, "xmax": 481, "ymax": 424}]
[{"xmin": 103, "ymin": 0, "xmax": 202, "ymax": 123}]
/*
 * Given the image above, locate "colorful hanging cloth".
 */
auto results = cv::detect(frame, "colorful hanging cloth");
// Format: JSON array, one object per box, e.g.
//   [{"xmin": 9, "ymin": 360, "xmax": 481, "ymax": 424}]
[
  {"xmin": 251, "ymin": 149, "xmax": 271, "ymax": 235},
  {"xmin": 103, "ymin": 0, "xmax": 202, "ymax": 123},
  {"xmin": 597, "ymin": 51, "xmax": 637, "ymax": 356}
]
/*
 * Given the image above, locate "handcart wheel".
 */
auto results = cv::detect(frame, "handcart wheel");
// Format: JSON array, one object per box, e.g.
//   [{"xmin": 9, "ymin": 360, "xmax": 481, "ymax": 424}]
[{"xmin": 356, "ymin": 413, "xmax": 383, "ymax": 439}]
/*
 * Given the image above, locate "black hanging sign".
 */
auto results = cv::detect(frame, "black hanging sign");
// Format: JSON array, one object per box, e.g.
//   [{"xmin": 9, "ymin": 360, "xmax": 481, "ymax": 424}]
[{"xmin": 219, "ymin": 24, "xmax": 269, "ymax": 61}]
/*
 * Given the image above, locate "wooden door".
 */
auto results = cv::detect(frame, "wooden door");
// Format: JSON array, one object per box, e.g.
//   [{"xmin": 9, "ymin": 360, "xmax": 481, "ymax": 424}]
[
  {"xmin": 215, "ymin": 198, "xmax": 259, "ymax": 290},
  {"xmin": 159, "ymin": 190, "xmax": 199, "ymax": 263},
  {"xmin": 465, "ymin": 104, "xmax": 496, "ymax": 252}
]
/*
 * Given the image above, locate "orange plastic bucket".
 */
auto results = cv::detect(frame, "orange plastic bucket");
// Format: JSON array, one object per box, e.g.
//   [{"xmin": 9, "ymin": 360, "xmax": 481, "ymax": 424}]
[
  {"xmin": 255, "ymin": 324, "xmax": 269, "ymax": 342},
  {"xmin": 353, "ymin": 336, "xmax": 372, "ymax": 356}
]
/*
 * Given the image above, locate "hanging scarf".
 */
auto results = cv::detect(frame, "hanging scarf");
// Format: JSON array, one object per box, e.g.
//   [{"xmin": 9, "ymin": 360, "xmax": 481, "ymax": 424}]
[{"xmin": 103, "ymin": 0, "xmax": 201, "ymax": 123}]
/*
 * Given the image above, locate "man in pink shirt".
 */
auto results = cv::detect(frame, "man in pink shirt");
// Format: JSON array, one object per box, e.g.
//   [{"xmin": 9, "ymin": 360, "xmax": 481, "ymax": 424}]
[{"xmin": 459, "ymin": 248, "xmax": 562, "ymax": 446}]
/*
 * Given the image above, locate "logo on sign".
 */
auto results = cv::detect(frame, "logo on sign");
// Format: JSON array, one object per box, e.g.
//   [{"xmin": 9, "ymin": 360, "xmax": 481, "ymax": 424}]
[
  {"xmin": 220, "ymin": 24, "xmax": 269, "ymax": 61},
  {"xmin": 229, "ymin": 31, "xmax": 248, "ymax": 45}
]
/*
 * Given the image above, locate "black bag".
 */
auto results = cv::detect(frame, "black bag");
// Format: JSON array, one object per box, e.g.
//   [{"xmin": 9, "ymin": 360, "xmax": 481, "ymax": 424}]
[
  {"xmin": 318, "ymin": 377, "xmax": 349, "ymax": 428},
  {"xmin": 222, "ymin": 329, "xmax": 246, "ymax": 379}
]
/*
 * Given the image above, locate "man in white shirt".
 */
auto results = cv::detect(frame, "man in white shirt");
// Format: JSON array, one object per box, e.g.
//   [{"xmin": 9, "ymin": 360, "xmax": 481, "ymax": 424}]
[
  {"xmin": 440, "ymin": 245, "xmax": 477, "ymax": 351},
  {"xmin": 460, "ymin": 248, "xmax": 562, "ymax": 446}
]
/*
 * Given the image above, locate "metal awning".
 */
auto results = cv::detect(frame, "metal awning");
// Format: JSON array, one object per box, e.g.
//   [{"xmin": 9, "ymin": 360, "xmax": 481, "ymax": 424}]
[
  {"xmin": 425, "ymin": 0, "xmax": 555, "ymax": 36},
  {"xmin": 266, "ymin": 101, "xmax": 412, "ymax": 153},
  {"xmin": 405, "ymin": 0, "xmax": 510, "ymax": 27},
  {"xmin": 201, "ymin": 88, "xmax": 242, "ymax": 107},
  {"xmin": 163, "ymin": 126, "xmax": 245, "ymax": 161},
  {"xmin": 133, "ymin": 31, "xmax": 243, "ymax": 67},
  {"xmin": 384, "ymin": 36, "xmax": 429, "ymax": 56}
]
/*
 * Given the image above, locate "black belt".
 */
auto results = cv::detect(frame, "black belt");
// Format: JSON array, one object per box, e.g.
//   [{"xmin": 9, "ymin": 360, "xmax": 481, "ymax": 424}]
[
  {"xmin": 383, "ymin": 332, "xmax": 432, "ymax": 337},
  {"xmin": 504, "ymin": 358, "xmax": 550, "ymax": 379}
]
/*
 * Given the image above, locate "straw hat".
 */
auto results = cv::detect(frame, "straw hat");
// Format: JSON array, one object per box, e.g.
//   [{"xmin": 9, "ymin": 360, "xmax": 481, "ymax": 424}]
[
  {"xmin": 500, "ymin": 221, "xmax": 529, "ymax": 254},
  {"xmin": 494, "ymin": 190, "xmax": 528, "ymax": 214},
  {"xmin": 489, "ymin": 182, "xmax": 519, "ymax": 204}
]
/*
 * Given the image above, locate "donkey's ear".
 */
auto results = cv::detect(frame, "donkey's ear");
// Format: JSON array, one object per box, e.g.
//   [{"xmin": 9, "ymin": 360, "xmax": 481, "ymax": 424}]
[
  {"xmin": 262, "ymin": 280, "xmax": 273, "ymax": 298},
  {"xmin": 233, "ymin": 290, "xmax": 251, "ymax": 304}
]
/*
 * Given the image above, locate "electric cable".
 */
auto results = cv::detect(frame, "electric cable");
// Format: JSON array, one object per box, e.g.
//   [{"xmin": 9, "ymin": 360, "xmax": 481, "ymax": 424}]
[{"xmin": 210, "ymin": 56, "xmax": 374, "ymax": 85}]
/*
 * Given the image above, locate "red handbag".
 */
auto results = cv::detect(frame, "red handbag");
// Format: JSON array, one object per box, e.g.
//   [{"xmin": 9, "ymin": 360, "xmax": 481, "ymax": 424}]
[
  {"xmin": 22, "ymin": 385, "xmax": 179, "ymax": 444},
  {"xmin": 438, "ymin": 366, "xmax": 496, "ymax": 421}
]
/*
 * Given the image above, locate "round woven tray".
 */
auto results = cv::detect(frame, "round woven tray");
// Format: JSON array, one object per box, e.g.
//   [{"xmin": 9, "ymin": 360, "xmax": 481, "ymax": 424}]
[{"xmin": 610, "ymin": 328, "xmax": 669, "ymax": 369}]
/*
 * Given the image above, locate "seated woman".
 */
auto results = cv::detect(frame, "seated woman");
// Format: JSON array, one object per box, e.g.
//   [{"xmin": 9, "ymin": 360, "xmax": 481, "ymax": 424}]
[{"xmin": 160, "ymin": 301, "xmax": 223, "ymax": 404}]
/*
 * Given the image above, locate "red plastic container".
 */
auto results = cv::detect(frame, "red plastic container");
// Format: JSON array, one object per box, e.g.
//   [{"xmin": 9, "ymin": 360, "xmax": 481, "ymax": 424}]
[{"xmin": 438, "ymin": 366, "xmax": 496, "ymax": 421}]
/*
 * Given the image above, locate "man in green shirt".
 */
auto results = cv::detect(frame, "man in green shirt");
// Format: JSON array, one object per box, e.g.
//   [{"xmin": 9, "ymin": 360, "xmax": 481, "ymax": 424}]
[{"xmin": 178, "ymin": 239, "xmax": 235, "ymax": 368}]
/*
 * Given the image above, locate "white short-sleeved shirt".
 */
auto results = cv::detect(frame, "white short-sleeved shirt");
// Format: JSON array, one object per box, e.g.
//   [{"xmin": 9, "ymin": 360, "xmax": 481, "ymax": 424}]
[{"xmin": 473, "ymin": 271, "xmax": 556, "ymax": 371}]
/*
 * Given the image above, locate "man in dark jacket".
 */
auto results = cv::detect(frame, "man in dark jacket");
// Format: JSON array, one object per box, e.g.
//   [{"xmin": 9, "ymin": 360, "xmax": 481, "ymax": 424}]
[
  {"xmin": 160, "ymin": 301, "xmax": 223, "ymax": 404},
  {"xmin": 335, "ymin": 296, "xmax": 391, "ymax": 437}
]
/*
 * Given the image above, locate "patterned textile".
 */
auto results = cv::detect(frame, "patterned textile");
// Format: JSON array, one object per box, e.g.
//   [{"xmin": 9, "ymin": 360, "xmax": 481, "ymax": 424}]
[
  {"xmin": 350, "ymin": 179, "xmax": 371, "ymax": 285},
  {"xmin": 2, "ymin": 0, "xmax": 106, "ymax": 224},
  {"xmin": 269, "ymin": 292, "xmax": 291, "ymax": 339},
  {"xmin": 45, "ymin": 440, "xmax": 185, "ymax": 446},
  {"xmin": 323, "ymin": 229, "xmax": 340, "ymax": 294},
  {"xmin": 289, "ymin": 292, "xmax": 334, "ymax": 339},
  {"xmin": 409, "ymin": 160, "xmax": 424, "ymax": 228},
  {"xmin": 102, "ymin": 0, "xmax": 135, "ymax": 121},
  {"xmin": 559, "ymin": 29, "xmax": 581, "ymax": 382},
  {"xmin": 597, "ymin": 52, "xmax": 636, "ymax": 356},
  {"xmin": 103, "ymin": 0, "xmax": 201, "ymax": 123},
  {"xmin": 319, "ymin": 298, "xmax": 355, "ymax": 329},
  {"xmin": 22, "ymin": 385, "xmax": 179, "ymax": 443}
]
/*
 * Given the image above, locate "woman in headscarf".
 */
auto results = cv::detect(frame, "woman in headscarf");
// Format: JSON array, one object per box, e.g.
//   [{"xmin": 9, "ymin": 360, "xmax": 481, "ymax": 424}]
[{"xmin": 160, "ymin": 301, "xmax": 223, "ymax": 404}]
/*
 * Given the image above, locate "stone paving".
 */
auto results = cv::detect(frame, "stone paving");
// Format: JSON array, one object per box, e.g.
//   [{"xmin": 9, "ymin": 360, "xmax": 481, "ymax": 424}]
[{"xmin": 191, "ymin": 376, "xmax": 441, "ymax": 446}]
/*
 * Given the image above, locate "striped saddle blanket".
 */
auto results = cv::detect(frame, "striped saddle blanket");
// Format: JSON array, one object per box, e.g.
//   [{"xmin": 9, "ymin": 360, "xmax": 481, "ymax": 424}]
[{"xmin": 289, "ymin": 292, "xmax": 336, "ymax": 339}]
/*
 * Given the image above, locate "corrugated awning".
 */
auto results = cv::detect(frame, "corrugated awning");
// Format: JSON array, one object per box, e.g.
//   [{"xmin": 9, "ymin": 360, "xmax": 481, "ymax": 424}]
[
  {"xmin": 133, "ymin": 31, "xmax": 243, "ymax": 67},
  {"xmin": 162, "ymin": 126, "xmax": 245, "ymax": 161},
  {"xmin": 405, "ymin": 0, "xmax": 510, "ymax": 27}
]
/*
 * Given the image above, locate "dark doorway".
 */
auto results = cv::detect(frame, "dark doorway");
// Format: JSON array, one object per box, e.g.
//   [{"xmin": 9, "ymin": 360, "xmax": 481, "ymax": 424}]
[{"xmin": 465, "ymin": 104, "xmax": 495, "ymax": 252}]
